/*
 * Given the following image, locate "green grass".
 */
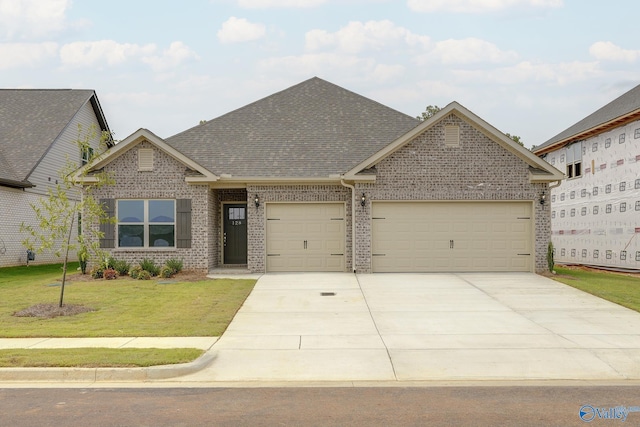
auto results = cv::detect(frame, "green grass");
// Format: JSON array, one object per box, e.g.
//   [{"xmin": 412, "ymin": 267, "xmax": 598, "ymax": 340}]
[
  {"xmin": 0, "ymin": 262, "xmax": 255, "ymax": 367},
  {"xmin": 552, "ymin": 265, "xmax": 640, "ymax": 312},
  {"xmin": 0, "ymin": 348, "xmax": 204, "ymax": 368},
  {"xmin": 0, "ymin": 263, "xmax": 255, "ymax": 337}
]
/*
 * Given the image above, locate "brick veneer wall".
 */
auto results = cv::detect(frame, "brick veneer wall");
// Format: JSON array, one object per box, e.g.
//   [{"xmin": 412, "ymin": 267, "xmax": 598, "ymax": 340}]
[
  {"xmin": 354, "ymin": 113, "xmax": 550, "ymax": 273},
  {"xmin": 86, "ymin": 141, "xmax": 211, "ymax": 272},
  {"xmin": 246, "ymin": 185, "xmax": 352, "ymax": 273}
]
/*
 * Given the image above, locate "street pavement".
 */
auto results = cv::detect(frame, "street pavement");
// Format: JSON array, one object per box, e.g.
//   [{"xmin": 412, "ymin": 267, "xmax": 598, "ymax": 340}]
[{"xmin": 2, "ymin": 272, "xmax": 640, "ymax": 385}]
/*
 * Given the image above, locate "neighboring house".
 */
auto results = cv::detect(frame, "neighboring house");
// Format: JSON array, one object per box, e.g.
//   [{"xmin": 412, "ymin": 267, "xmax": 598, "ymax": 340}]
[
  {"xmin": 533, "ymin": 83, "xmax": 640, "ymax": 270},
  {"xmin": 0, "ymin": 89, "xmax": 111, "ymax": 267},
  {"xmin": 76, "ymin": 77, "xmax": 562, "ymax": 274}
]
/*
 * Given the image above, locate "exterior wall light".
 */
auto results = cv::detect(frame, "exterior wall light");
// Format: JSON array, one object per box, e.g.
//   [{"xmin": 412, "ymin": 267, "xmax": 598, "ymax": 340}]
[
  {"xmin": 361, "ymin": 193, "xmax": 366, "ymax": 207},
  {"xmin": 540, "ymin": 191, "xmax": 546, "ymax": 205},
  {"xmin": 254, "ymin": 195, "xmax": 260, "ymax": 208}
]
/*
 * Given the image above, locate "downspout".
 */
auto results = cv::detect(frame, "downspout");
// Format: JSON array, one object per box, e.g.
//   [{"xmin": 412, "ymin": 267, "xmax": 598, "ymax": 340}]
[
  {"xmin": 548, "ymin": 180, "xmax": 561, "ymax": 189},
  {"xmin": 340, "ymin": 178, "xmax": 357, "ymax": 273}
]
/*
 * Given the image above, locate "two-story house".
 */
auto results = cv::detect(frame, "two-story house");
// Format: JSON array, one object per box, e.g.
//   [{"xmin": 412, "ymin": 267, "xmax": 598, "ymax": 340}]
[
  {"xmin": 533, "ymin": 83, "xmax": 640, "ymax": 270},
  {"xmin": 0, "ymin": 89, "xmax": 111, "ymax": 267}
]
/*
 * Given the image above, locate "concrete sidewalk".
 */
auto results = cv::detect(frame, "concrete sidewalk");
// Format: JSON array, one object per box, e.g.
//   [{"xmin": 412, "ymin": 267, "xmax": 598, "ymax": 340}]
[
  {"xmin": 0, "ymin": 337, "xmax": 217, "ymax": 350},
  {"xmin": 2, "ymin": 272, "xmax": 640, "ymax": 385}
]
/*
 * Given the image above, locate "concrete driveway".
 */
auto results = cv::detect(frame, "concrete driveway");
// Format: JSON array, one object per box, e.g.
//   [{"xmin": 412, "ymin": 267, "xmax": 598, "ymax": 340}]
[{"xmin": 178, "ymin": 273, "xmax": 640, "ymax": 382}]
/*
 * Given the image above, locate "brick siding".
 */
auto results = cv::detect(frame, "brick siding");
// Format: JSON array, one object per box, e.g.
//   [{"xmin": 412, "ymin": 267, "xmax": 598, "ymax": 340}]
[
  {"xmin": 353, "ymin": 114, "xmax": 549, "ymax": 273},
  {"xmin": 86, "ymin": 141, "xmax": 211, "ymax": 272}
]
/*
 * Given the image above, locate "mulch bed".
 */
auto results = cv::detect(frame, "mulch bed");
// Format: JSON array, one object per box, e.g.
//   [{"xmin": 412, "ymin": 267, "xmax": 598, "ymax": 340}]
[{"xmin": 13, "ymin": 303, "xmax": 95, "ymax": 319}]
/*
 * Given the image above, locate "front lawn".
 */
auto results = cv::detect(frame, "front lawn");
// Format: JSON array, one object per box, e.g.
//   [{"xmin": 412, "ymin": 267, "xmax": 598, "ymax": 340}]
[
  {"xmin": 551, "ymin": 265, "xmax": 640, "ymax": 312},
  {"xmin": 0, "ymin": 263, "xmax": 255, "ymax": 367},
  {"xmin": 0, "ymin": 348, "xmax": 204, "ymax": 368},
  {"xmin": 0, "ymin": 263, "xmax": 256, "ymax": 337}
]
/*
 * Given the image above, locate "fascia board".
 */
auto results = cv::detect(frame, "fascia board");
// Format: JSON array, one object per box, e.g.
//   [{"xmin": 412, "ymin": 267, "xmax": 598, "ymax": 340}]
[
  {"xmin": 345, "ymin": 101, "xmax": 563, "ymax": 181},
  {"xmin": 73, "ymin": 128, "xmax": 218, "ymax": 183}
]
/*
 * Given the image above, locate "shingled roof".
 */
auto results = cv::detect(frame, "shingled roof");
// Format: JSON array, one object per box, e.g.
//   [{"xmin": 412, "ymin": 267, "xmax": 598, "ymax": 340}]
[
  {"xmin": 165, "ymin": 77, "xmax": 420, "ymax": 178},
  {"xmin": 0, "ymin": 89, "xmax": 110, "ymax": 187},
  {"xmin": 534, "ymin": 83, "xmax": 640, "ymax": 155}
]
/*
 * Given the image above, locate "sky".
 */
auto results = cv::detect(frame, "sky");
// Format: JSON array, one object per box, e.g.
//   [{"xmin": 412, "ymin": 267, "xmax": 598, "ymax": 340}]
[{"xmin": 1, "ymin": 0, "xmax": 639, "ymax": 148}]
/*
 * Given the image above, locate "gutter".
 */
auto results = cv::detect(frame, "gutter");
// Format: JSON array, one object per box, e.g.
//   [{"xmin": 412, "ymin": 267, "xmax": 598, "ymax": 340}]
[
  {"xmin": 340, "ymin": 179, "xmax": 357, "ymax": 273},
  {"xmin": 0, "ymin": 178, "xmax": 34, "ymax": 189},
  {"xmin": 548, "ymin": 180, "xmax": 562, "ymax": 189}
]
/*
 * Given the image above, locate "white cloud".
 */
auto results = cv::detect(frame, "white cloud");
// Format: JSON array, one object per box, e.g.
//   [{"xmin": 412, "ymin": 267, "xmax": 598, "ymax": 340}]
[
  {"xmin": 417, "ymin": 38, "xmax": 518, "ymax": 65},
  {"xmin": 589, "ymin": 41, "xmax": 640, "ymax": 62},
  {"xmin": 260, "ymin": 52, "xmax": 374, "ymax": 75},
  {"xmin": 305, "ymin": 20, "xmax": 430, "ymax": 53},
  {"xmin": 141, "ymin": 41, "xmax": 199, "ymax": 72},
  {"xmin": 0, "ymin": 0, "xmax": 71, "ymax": 39},
  {"xmin": 59, "ymin": 40, "xmax": 156, "ymax": 68},
  {"xmin": 259, "ymin": 52, "xmax": 403, "ymax": 83},
  {"xmin": 407, "ymin": 0, "xmax": 563, "ymax": 13},
  {"xmin": 217, "ymin": 17, "xmax": 266, "ymax": 43},
  {"xmin": 454, "ymin": 60, "xmax": 600, "ymax": 85},
  {"xmin": 370, "ymin": 64, "xmax": 405, "ymax": 82},
  {"xmin": 0, "ymin": 42, "xmax": 58, "ymax": 69},
  {"xmin": 235, "ymin": 0, "xmax": 327, "ymax": 8}
]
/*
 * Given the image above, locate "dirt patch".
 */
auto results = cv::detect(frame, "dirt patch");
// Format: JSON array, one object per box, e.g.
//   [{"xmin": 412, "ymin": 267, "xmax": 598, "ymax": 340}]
[
  {"xmin": 13, "ymin": 303, "xmax": 95, "ymax": 319},
  {"xmin": 557, "ymin": 264, "xmax": 640, "ymax": 278}
]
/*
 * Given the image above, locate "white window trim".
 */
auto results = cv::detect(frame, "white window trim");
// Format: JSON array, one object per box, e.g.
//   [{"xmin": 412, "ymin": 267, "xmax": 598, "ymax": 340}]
[
  {"xmin": 566, "ymin": 141, "xmax": 583, "ymax": 179},
  {"xmin": 116, "ymin": 199, "xmax": 176, "ymax": 249}
]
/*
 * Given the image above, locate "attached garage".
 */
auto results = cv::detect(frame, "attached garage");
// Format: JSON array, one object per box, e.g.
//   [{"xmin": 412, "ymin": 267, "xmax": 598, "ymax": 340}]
[
  {"xmin": 266, "ymin": 203, "xmax": 346, "ymax": 272},
  {"xmin": 371, "ymin": 202, "xmax": 533, "ymax": 272}
]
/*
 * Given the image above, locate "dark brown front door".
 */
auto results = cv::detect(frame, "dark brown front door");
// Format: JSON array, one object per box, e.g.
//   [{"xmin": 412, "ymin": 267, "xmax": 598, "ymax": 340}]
[{"xmin": 223, "ymin": 204, "xmax": 247, "ymax": 264}]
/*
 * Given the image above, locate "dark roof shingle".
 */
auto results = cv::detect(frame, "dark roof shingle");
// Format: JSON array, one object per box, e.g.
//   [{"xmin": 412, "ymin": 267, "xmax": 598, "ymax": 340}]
[
  {"xmin": 536, "ymin": 83, "xmax": 640, "ymax": 151},
  {"xmin": 165, "ymin": 77, "xmax": 420, "ymax": 177},
  {"xmin": 0, "ymin": 89, "xmax": 101, "ymax": 184}
]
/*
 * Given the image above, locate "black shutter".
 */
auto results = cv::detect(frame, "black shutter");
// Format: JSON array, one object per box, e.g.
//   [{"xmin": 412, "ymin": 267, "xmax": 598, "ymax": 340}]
[
  {"xmin": 176, "ymin": 199, "xmax": 192, "ymax": 248},
  {"xmin": 99, "ymin": 199, "xmax": 115, "ymax": 248}
]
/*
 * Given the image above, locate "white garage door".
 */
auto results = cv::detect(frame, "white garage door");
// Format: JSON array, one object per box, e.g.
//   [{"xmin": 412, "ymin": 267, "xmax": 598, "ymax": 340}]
[
  {"xmin": 371, "ymin": 202, "xmax": 532, "ymax": 272},
  {"xmin": 266, "ymin": 203, "xmax": 345, "ymax": 272}
]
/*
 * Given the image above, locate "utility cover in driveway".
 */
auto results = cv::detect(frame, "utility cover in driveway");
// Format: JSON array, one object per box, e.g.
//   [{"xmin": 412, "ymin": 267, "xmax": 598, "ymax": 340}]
[
  {"xmin": 266, "ymin": 203, "xmax": 345, "ymax": 272},
  {"xmin": 371, "ymin": 201, "xmax": 532, "ymax": 272}
]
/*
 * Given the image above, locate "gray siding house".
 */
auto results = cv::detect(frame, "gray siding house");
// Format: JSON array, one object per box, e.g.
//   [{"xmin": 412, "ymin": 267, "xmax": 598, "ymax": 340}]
[
  {"xmin": 533, "ymin": 83, "xmax": 640, "ymax": 270},
  {"xmin": 0, "ymin": 90, "xmax": 111, "ymax": 267},
  {"xmin": 77, "ymin": 78, "xmax": 562, "ymax": 273}
]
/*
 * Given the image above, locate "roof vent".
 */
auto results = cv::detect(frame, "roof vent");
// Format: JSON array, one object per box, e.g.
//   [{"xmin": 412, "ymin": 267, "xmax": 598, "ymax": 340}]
[
  {"xmin": 444, "ymin": 125, "xmax": 460, "ymax": 147},
  {"xmin": 138, "ymin": 148, "xmax": 154, "ymax": 171}
]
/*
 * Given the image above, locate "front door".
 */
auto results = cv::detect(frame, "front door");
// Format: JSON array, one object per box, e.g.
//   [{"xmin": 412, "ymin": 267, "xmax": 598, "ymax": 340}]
[{"xmin": 223, "ymin": 204, "xmax": 247, "ymax": 264}]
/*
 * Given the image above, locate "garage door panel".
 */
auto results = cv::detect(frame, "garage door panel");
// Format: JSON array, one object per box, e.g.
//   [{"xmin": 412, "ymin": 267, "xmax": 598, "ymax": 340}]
[
  {"xmin": 371, "ymin": 202, "xmax": 532, "ymax": 273},
  {"xmin": 266, "ymin": 203, "xmax": 345, "ymax": 272}
]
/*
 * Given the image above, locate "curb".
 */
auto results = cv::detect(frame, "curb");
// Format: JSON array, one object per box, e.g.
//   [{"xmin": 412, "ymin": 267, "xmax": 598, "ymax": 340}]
[{"xmin": 0, "ymin": 352, "xmax": 215, "ymax": 383}]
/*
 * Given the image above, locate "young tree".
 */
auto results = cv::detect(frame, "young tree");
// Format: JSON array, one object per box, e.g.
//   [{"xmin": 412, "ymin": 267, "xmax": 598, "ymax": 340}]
[{"xmin": 21, "ymin": 124, "xmax": 114, "ymax": 307}]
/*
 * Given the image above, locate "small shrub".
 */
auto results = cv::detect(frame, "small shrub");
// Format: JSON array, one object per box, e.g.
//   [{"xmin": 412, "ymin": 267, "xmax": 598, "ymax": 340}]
[
  {"xmin": 547, "ymin": 241, "xmax": 555, "ymax": 272},
  {"xmin": 137, "ymin": 270, "xmax": 152, "ymax": 280},
  {"xmin": 90, "ymin": 266, "xmax": 104, "ymax": 279},
  {"xmin": 159, "ymin": 265, "xmax": 173, "ymax": 278},
  {"xmin": 78, "ymin": 248, "xmax": 88, "ymax": 274},
  {"xmin": 105, "ymin": 257, "xmax": 117, "ymax": 270},
  {"xmin": 139, "ymin": 258, "xmax": 160, "ymax": 276},
  {"xmin": 165, "ymin": 258, "xmax": 183, "ymax": 274},
  {"xmin": 129, "ymin": 265, "xmax": 143, "ymax": 279},
  {"xmin": 103, "ymin": 268, "xmax": 118, "ymax": 280},
  {"xmin": 112, "ymin": 259, "xmax": 131, "ymax": 276}
]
